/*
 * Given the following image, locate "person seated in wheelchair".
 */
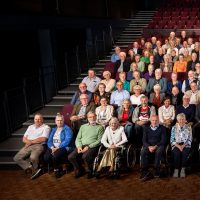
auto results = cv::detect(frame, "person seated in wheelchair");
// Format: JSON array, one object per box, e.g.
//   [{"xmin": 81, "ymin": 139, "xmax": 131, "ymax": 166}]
[
  {"xmin": 43, "ymin": 113, "xmax": 73, "ymax": 178},
  {"xmin": 140, "ymin": 115, "xmax": 167, "ymax": 181},
  {"xmin": 95, "ymin": 117, "xmax": 128, "ymax": 176},
  {"xmin": 170, "ymin": 113, "xmax": 192, "ymax": 178}
]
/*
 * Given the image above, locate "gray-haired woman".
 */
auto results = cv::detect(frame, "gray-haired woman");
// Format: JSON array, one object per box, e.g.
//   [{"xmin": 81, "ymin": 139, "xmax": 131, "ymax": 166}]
[
  {"xmin": 170, "ymin": 113, "xmax": 192, "ymax": 178},
  {"xmin": 96, "ymin": 117, "xmax": 128, "ymax": 175}
]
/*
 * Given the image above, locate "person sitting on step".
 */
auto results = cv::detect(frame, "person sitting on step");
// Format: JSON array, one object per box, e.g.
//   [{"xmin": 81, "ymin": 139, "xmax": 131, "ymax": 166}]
[{"xmin": 13, "ymin": 113, "xmax": 50, "ymax": 179}]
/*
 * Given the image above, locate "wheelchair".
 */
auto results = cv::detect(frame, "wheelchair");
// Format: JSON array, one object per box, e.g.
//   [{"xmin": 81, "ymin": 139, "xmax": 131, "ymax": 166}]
[{"xmin": 92, "ymin": 143, "xmax": 136, "ymax": 178}]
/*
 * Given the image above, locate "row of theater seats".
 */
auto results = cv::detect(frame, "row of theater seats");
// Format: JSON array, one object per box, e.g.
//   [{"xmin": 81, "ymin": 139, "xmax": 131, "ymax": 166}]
[
  {"xmin": 148, "ymin": 2, "xmax": 200, "ymax": 29},
  {"xmin": 103, "ymin": 61, "xmax": 188, "ymax": 81}
]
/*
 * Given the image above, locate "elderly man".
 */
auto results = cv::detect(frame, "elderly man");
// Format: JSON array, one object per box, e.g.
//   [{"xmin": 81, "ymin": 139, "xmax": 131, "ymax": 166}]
[
  {"xmin": 176, "ymin": 95, "xmax": 195, "ymax": 124},
  {"xmin": 71, "ymin": 82, "xmax": 93, "ymax": 105},
  {"xmin": 185, "ymin": 81, "xmax": 200, "ymax": 105},
  {"xmin": 68, "ymin": 112, "xmax": 104, "ymax": 179},
  {"xmin": 187, "ymin": 52, "xmax": 198, "ymax": 71},
  {"xmin": 131, "ymin": 41, "xmax": 143, "ymax": 55},
  {"xmin": 111, "ymin": 46, "xmax": 121, "ymax": 63},
  {"xmin": 82, "ymin": 69, "xmax": 101, "ymax": 93},
  {"xmin": 182, "ymin": 70, "xmax": 197, "ymax": 93},
  {"xmin": 70, "ymin": 94, "xmax": 96, "ymax": 134},
  {"xmin": 132, "ymin": 96, "xmax": 156, "ymax": 146},
  {"xmin": 146, "ymin": 68, "xmax": 167, "ymax": 94},
  {"xmin": 114, "ymin": 52, "xmax": 130, "ymax": 74},
  {"xmin": 140, "ymin": 115, "xmax": 166, "ymax": 181},
  {"xmin": 13, "ymin": 113, "xmax": 50, "ymax": 179},
  {"xmin": 110, "ymin": 80, "xmax": 130, "ymax": 108}
]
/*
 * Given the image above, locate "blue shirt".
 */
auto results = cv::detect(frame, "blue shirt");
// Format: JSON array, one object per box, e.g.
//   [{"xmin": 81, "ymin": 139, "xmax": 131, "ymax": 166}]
[
  {"xmin": 110, "ymin": 89, "xmax": 130, "ymax": 106},
  {"xmin": 111, "ymin": 54, "xmax": 120, "ymax": 63}
]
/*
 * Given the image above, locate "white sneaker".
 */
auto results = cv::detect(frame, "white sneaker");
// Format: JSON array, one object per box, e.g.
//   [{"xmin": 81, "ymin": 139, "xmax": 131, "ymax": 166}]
[
  {"xmin": 173, "ymin": 169, "xmax": 179, "ymax": 178},
  {"xmin": 180, "ymin": 168, "xmax": 186, "ymax": 178}
]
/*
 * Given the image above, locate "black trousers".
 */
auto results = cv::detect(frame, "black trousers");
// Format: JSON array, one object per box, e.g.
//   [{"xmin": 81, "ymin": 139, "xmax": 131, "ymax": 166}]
[
  {"xmin": 44, "ymin": 148, "xmax": 68, "ymax": 170},
  {"xmin": 172, "ymin": 147, "xmax": 190, "ymax": 169},
  {"xmin": 68, "ymin": 146, "xmax": 99, "ymax": 172},
  {"xmin": 140, "ymin": 146, "xmax": 165, "ymax": 172}
]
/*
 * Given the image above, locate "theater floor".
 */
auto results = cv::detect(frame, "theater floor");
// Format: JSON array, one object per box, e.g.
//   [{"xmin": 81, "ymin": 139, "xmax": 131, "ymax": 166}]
[{"xmin": 0, "ymin": 165, "xmax": 200, "ymax": 200}]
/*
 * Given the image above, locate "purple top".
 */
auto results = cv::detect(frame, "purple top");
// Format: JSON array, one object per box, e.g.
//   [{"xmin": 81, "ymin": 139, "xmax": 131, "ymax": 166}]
[{"xmin": 143, "ymin": 72, "xmax": 155, "ymax": 81}]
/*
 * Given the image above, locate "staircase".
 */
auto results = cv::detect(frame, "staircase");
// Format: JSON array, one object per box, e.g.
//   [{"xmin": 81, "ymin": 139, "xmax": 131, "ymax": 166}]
[{"xmin": 0, "ymin": 10, "xmax": 155, "ymax": 169}]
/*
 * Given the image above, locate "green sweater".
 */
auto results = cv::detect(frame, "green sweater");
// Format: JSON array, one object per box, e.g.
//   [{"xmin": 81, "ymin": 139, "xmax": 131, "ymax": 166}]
[{"xmin": 75, "ymin": 124, "xmax": 104, "ymax": 148}]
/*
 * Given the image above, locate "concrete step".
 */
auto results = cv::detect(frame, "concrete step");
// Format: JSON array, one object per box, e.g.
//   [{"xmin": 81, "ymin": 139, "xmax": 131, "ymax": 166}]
[
  {"xmin": 58, "ymin": 88, "xmax": 77, "ymax": 95},
  {"xmin": 11, "ymin": 126, "xmax": 27, "ymax": 138},
  {"xmin": 45, "ymin": 97, "xmax": 71, "ymax": 107},
  {"xmin": 98, "ymin": 59, "xmax": 111, "ymax": 62},
  {"xmin": 23, "ymin": 119, "xmax": 56, "ymax": 126},
  {"xmin": 0, "ymin": 138, "xmax": 24, "ymax": 156},
  {"xmin": 28, "ymin": 107, "xmax": 63, "ymax": 119},
  {"xmin": 0, "ymin": 156, "xmax": 20, "ymax": 169}
]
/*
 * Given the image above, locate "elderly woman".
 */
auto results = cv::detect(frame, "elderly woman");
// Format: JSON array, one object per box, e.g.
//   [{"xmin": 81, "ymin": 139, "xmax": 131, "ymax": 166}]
[
  {"xmin": 149, "ymin": 84, "xmax": 165, "ymax": 109},
  {"xmin": 44, "ymin": 113, "xmax": 73, "ymax": 178},
  {"xmin": 170, "ymin": 113, "xmax": 192, "ymax": 178},
  {"xmin": 96, "ymin": 117, "xmax": 128, "ymax": 175},
  {"xmin": 117, "ymin": 99, "xmax": 134, "ymax": 141},
  {"xmin": 158, "ymin": 96, "xmax": 175, "ymax": 128},
  {"xmin": 101, "ymin": 71, "xmax": 116, "ymax": 93},
  {"xmin": 130, "ymin": 70, "xmax": 147, "ymax": 94},
  {"xmin": 173, "ymin": 54, "xmax": 187, "ymax": 73},
  {"xmin": 130, "ymin": 85, "xmax": 145, "ymax": 106},
  {"xmin": 93, "ymin": 83, "xmax": 110, "ymax": 106},
  {"xmin": 160, "ymin": 54, "xmax": 173, "ymax": 72},
  {"xmin": 95, "ymin": 97, "xmax": 114, "ymax": 127}
]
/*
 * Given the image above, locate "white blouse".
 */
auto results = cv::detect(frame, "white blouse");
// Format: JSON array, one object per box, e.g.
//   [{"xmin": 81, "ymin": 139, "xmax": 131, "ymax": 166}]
[
  {"xmin": 158, "ymin": 105, "xmax": 175, "ymax": 124},
  {"xmin": 101, "ymin": 126, "xmax": 128, "ymax": 148}
]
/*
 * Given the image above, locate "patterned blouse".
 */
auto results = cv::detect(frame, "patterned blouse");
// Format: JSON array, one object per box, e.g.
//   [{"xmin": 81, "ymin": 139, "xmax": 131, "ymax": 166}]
[{"xmin": 170, "ymin": 123, "xmax": 192, "ymax": 149}]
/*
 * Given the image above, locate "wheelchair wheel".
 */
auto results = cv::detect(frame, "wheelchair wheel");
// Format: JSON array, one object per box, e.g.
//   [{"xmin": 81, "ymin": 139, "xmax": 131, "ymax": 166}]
[
  {"xmin": 113, "ymin": 155, "xmax": 121, "ymax": 178},
  {"xmin": 126, "ymin": 144, "xmax": 137, "ymax": 169},
  {"xmin": 92, "ymin": 146, "xmax": 105, "ymax": 174}
]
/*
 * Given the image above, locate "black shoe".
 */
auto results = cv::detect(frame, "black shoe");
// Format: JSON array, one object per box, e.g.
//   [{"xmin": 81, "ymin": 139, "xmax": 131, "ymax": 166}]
[
  {"xmin": 31, "ymin": 168, "xmax": 42, "ymax": 180},
  {"xmin": 94, "ymin": 172, "xmax": 100, "ymax": 179},
  {"xmin": 87, "ymin": 172, "xmax": 94, "ymax": 179},
  {"xmin": 75, "ymin": 169, "xmax": 85, "ymax": 178},
  {"xmin": 139, "ymin": 171, "xmax": 151, "ymax": 181},
  {"xmin": 55, "ymin": 170, "xmax": 66, "ymax": 178}
]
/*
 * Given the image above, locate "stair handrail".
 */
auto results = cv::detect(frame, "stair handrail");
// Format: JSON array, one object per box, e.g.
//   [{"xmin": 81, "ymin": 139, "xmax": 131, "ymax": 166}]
[{"xmin": 109, "ymin": 25, "xmax": 115, "ymax": 46}]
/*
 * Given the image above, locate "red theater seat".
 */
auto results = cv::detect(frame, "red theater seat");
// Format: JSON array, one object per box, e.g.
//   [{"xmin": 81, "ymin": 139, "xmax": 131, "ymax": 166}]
[{"xmin": 61, "ymin": 104, "xmax": 74, "ymax": 127}]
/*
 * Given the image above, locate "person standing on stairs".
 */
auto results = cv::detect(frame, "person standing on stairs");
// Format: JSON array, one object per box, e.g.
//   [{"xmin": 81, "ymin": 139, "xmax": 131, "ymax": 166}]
[{"xmin": 13, "ymin": 113, "xmax": 50, "ymax": 179}]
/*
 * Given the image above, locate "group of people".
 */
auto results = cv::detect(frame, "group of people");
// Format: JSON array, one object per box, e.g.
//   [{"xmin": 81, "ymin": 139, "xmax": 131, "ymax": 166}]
[{"xmin": 14, "ymin": 30, "xmax": 200, "ymax": 181}]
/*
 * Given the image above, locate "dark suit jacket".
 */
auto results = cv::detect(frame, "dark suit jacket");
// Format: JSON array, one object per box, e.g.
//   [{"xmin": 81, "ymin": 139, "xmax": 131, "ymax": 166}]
[
  {"xmin": 71, "ymin": 102, "xmax": 96, "ymax": 119},
  {"xmin": 114, "ymin": 59, "xmax": 131, "ymax": 74},
  {"xmin": 187, "ymin": 60, "xmax": 198, "ymax": 71}
]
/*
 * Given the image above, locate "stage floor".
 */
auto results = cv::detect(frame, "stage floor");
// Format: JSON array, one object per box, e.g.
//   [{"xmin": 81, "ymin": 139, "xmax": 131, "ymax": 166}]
[{"xmin": 0, "ymin": 166, "xmax": 200, "ymax": 200}]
